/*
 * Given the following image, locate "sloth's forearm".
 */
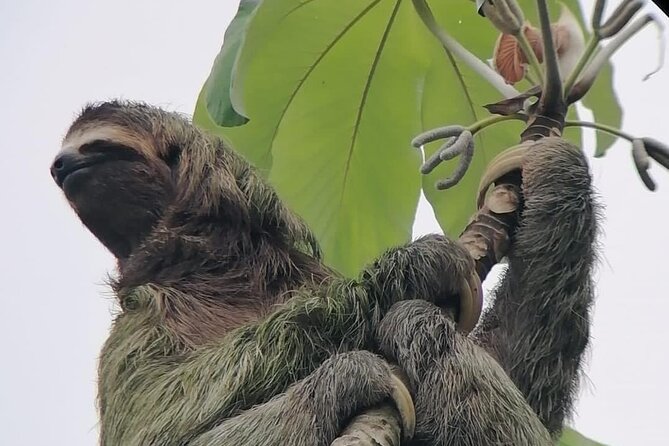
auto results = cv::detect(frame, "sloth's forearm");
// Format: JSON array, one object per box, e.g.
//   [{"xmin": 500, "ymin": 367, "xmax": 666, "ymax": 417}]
[
  {"xmin": 188, "ymin": 397, "xmax": 287, "ymax": 446},
  {"xmin": 474, "ymin": 139, "xmax": 598, "ymax": 435},
  {"xmin": 99, "ymin": 234, "xmax": 471, "ymax": 445},
  {"xmin": 99, "ymin": 290, "xmax": 374, "ymax": 445},
  {"xmin": 361, "ymin": 234, "xmax": 474, "ymax": 311},
  {"xmin": 378, "ymin": 300, "xmax": 554, "ymax": 445}
]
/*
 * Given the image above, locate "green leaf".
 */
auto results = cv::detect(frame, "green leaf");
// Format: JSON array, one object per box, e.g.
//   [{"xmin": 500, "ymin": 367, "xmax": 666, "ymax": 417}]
[
  {"xmin": 194, "ymin": 0, "xmax": 621, "ymax": 274},
  {"xmin": 201, "ymin": 0, "xmax": 260, "ymax": 127},
  {"xmin": 265, "ymin": 1, "xmax": 431, "ymax": 276},
  {"xmin": 582, "ymin": 62, "xmax": 622, "ymax": 157},
  {"xmin": 198, "ymin": 0, "xmax": 437, "ymax": 276},
  {"xmin": 558, "ymin": 427, "xmax": 608, "ymax": 446}
]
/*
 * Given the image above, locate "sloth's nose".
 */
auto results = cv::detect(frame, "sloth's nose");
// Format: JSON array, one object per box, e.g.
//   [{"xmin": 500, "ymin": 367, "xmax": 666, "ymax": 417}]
[{"xmin": 50, "ymin": 152, "xmax": 83, "ymax": 188}]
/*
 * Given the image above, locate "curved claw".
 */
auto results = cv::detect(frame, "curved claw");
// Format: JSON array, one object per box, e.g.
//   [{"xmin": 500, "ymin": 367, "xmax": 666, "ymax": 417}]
[
  {"xmin": 388, "ymin": 367, "xmax": 416, "ymax": 441},
  {"xmin": 330, "ymin": 368, "xmax": 415, "ymax": 446},
  {"xmin": 477, "ymin": 141, "xmax": 532, "ymax": 209},
  {"xmin": 456, "ymin": 271, "xmax": 483, "ymax": 334}
]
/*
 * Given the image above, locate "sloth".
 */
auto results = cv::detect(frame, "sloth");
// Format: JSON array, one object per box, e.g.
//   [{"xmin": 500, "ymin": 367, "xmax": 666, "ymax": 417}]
[{"xmin": 51, "ymin": 101, "xmax": 597, "ymax": 446}]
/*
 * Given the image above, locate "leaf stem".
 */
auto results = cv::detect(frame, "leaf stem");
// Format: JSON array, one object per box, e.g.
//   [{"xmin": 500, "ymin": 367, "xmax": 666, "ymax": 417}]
[
  {"xmin": 524, "ymin": 70, "xmax": 538, "ymax": 85},
  {"xmin": 564, "ymin": 120, "xmax": 634, "ymax": 142},
  {"xmin": 467, "ymin": 114, "xmax": 527, "ymax": 134},
  {"xmin": 411, "ymin": 0, "xmax": 519, "ymax": 99},
  {"xmin": 563, "ymin": 35, "xmax": 599, "ymax": 97}
]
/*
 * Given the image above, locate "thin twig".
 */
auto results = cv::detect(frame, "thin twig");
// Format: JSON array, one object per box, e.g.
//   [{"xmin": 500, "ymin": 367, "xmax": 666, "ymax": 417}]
[
  {"xmin": 564, "ymin": 120, "xmax": 635, "ymax": 141},
  {"xmin": 563, "ymin": 36, "xmax": 598, "ymax": 96}
]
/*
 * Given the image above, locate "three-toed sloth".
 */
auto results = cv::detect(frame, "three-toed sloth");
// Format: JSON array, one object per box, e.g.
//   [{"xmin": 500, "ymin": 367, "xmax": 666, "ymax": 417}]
[{"xmin": 51, "ymin": 101, "xmax": 598, "ymax": 445}]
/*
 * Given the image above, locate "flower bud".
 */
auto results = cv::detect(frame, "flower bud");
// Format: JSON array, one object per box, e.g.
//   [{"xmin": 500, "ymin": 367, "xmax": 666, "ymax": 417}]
[
  {"xmin": 479, "ymin": 0, "xmax": 525, "ymax": 35},
  {"xmin": 491, "ymin": 4, "xmax": 584, "ymax": 85},
  {"xmin": 420, "ymin": 129, "xmax": 471, "ymax": 175},
  {"xmin": 632, "ymin": 139, "xmax": 656, "ymax": 191},
  {"xmin": 598, "ymin": 0, "xmax": 643, "ymax": 39},
  {"xmin": 642, "ymin": 137, "xmax": 669, "ymax": 171},
  {"xmin": 492, "ymin": 24, "xmax": 542, "ymax": 84}
]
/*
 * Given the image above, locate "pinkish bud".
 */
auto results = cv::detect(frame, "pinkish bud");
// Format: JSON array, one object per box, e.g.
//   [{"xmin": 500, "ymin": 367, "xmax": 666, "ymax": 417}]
[
  {"xmin": 492, "ymin": 25, "xmax": 541, "ymax": 84},
  {"xmin": 491, "ymin": 5, "xmax": 584, "ymax": 85}
]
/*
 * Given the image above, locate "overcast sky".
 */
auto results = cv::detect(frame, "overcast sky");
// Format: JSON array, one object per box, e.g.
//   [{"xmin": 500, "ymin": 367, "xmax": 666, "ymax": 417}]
[{"xmin": 1, "ymin": 1, "xmax": 668, "ymax": 445}]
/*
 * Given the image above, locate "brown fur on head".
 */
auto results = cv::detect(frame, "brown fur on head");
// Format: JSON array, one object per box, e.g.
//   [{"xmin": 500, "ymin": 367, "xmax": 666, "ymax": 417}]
[
  {"xmin": 56, "ymin": 123, "xmax": 161, "ymax": 259},
  {"xmin": 52, "ymin": 101, "xmax": 327, "ymax": 344},
  {"xmin": 54, "ymin": 101, "xmax": 318, "ymax": 258}
]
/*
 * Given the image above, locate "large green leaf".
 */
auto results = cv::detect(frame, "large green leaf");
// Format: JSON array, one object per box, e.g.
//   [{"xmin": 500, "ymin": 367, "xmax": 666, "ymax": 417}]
[
  {"xmin": 194, "ymin": 0, "xmax": 621, "ymax": 273},
  {"xmin": 198, "ymin": 0, "xmax": 435, "ymax": 276},
  {"xmin": 266, "ymin": 1, "xmax": 432, "ymax": 276},
  {"xmin": 201, "ymin": 0, "xmax": 260, "ymax": 127},
  {"xmin": 558, "ymin": 427, "xmax": 608, "ymax": 446}
]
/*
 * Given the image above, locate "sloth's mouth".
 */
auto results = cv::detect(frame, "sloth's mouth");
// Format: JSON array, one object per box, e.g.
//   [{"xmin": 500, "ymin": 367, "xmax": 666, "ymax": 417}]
[
  {"xmin": 51, "ymin": 144, "xmax": 143, "ymax": 189},
  {"xmin": 51, "ymin": 156, "xmax": 104, "ymax": 188}
]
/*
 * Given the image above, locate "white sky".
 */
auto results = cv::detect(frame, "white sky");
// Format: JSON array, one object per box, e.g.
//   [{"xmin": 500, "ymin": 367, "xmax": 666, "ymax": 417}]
[{"xmin": 1, "ymin": 1, "xmax": 667, "ymax": 445}]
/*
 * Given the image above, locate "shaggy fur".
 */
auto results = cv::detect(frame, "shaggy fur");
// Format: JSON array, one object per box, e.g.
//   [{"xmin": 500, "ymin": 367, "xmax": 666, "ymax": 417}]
[
  {"xmin": 377, "ymin": 139, "xmax": 598, "ymax": 445},
  {"xmin": 474, "ymin": 139, "xmax": 599, "ymax": 436},
  {"xmin": 52, "ymin": 102, "xmax": 597, "ymax": 446}
]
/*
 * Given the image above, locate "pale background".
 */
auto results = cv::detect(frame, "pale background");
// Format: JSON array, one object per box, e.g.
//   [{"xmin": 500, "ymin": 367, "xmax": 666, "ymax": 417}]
[{"xmin": 1, "ymin": 1, "xmax": 667, "ymax": 445}]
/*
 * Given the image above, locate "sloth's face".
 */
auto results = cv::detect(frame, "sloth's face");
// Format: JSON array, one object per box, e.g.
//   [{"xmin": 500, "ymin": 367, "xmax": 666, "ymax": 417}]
[{"xmin": 51, "ymin": 125, "xmax": 173, "ymax": 260}]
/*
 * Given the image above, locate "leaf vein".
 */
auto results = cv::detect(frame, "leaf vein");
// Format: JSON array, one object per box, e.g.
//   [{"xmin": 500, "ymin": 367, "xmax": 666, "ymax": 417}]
[
  {"xmin": 268, "ymin": 0, "xmax": 383, "ymax": 155},
  {"xmin": 280, "ymin": 0, "xmax": 321, "ymax": 22},
  {"xmin": 337, "ymin": 0, "xmax": 403, "ymax": 215}
]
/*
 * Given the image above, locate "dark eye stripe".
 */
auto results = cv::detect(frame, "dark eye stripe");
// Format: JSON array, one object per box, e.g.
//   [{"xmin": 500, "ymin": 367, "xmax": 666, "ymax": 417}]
[{"xmin": 79, "ymin": 140, "xmax": 146, "ymax": 163}]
